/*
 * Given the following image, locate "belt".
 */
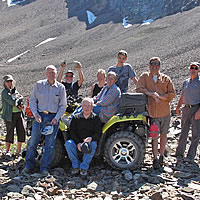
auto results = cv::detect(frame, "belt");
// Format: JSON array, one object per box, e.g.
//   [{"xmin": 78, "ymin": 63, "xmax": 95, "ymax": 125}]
[
  {"xmin": 42, "ymin": 111, "xmax": 56, "ymax": 115},
  {"xmin": 185, "ymin": 104, "xmax": 199, "ymax": 108}
]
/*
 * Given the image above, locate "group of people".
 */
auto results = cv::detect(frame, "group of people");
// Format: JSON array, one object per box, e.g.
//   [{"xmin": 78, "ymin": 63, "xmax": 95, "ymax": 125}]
[{"xmin": 1, "ymin": 49, "xmax": 200, "ymax": 177}]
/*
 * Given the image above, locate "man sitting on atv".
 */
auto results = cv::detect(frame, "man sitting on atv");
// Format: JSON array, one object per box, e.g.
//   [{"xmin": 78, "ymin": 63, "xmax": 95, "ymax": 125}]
[
  {"xmin": 65, "ymin": 98, "xmax": 102, "ymax": 177},
  {"xmin": 93, "ymin": 71, "xmax": 121, "ymax": 123}
]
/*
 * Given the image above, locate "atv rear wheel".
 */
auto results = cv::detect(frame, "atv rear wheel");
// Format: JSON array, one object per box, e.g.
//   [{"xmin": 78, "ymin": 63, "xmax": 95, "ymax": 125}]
[{"xmin": 104, "ymin": 131, "xmax": 145, "ymax": 170}]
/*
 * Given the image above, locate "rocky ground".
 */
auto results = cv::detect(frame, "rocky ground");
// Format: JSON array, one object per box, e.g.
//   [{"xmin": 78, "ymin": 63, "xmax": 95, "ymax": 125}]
[
  {"xmin": 0, "ymin": 116, "xmax": 200, "ymax": 200},
  {"xmin": 1, "ymin": 0, "xmax": 200, "ymax": 199}
]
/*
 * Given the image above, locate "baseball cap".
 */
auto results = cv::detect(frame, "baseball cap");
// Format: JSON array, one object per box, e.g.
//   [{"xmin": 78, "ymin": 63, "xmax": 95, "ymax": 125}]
[
  {"xmin": 80, "ymin": 142, "xmax": 92, "ymax": 154},
  {"xmin": 65, "ymin": 70, "xmax": 74, "ymax": 75},
  {"xmin": 41, "ymin": 125, "xmax": 54, "ymax": 136},
  {"xmin": 190, "ymin": 62, "xmax": 200, "ymax": 68},
  {"xmin": 3, "ymin": 75, "xmax": 14, "ymax": 82}
]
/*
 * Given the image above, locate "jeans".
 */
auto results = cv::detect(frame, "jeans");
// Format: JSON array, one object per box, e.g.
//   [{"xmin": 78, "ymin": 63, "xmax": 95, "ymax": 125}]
[
  {"xmin": 25, "ymin": 113, "xmax": 59, "ymax": 172},
  {"xmin": 65, "ymin": 139, "xmax": 97, "ymax": 170}
]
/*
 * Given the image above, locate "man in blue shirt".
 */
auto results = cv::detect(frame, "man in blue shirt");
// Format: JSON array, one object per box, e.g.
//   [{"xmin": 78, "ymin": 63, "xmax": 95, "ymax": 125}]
[
  {"xmin": 176, "ymin": 62, "xmax": 200, "ymax": 164},
  {"xmin": 108, "ymin": 50, "xmax": 137, "ymax": 93},
  {"xmin": 22, "ymin": 65, "xmax": 67, "ymax": 176}
]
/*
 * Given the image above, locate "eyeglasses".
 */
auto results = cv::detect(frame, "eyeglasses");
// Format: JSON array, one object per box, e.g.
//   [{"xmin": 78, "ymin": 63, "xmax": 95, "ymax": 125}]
[
  {"xmin": 190, "ymin": 66, "xmax": 199, "ymax": 70},
  {"xmin": 65, "ymin": 75, "xmax": 73, "ymax": 78},
  {"xmin": 150, "ymin": 62, "xmax": 160, "ymax": 66}
]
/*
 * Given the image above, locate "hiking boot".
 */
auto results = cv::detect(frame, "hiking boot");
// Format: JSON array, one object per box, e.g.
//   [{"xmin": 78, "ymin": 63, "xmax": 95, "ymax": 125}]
[
  {"xmin": 22, "ymin": 168, "xmax": 32, "ymax": 175},
  {"xmin": 159, "ymin": 155, "xmax": 164, "ymax": 166},
  {"xmin": 41, "ymin": 170, "xmax": 49, "ymax": 177},
  {"xmin": 71, "ymin": 168, "xmax": 79, "ymax": 176},
  {"xmin": 80, "ymin": 169, "xmax": 88, "ymax": 178},
  {"xmin": 153, "ymin": 158, "xmax": 160, "ymax": 170}
]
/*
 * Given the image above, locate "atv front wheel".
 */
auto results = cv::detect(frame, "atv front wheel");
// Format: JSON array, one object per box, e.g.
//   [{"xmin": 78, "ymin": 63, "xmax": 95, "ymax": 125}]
[{"xmin": 104, "ymin": 131, "xmax": 145, "ymax": 170}]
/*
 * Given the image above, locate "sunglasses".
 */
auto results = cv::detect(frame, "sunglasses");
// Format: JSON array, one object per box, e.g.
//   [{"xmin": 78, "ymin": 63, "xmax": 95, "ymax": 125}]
[
  {"xmin": 190, "ymin": 66, "xmax": 198, "ymax": 70},
  {"xmin": 65, "ymin": 75, "xmax": 73, "ymax": 78},
  {"xmin": 6, "ymin": 80, "xmax": 13, "ymax": 83},
  {"xmin": 150, "ymin": 62, "xmax": 160, "ymax": 66}
]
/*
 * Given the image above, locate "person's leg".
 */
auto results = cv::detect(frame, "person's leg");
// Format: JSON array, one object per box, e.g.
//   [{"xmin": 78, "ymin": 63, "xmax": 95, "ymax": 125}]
[
  {"xmin": 16, "ymin": 112, "xmax": 26, "ymax": 153},
  {"xmin": 25, "ymin": 119, "xmax": 42, "ymax": 170},
  {"xmin": 40, "ymin": 114, "xmax": 59, "ymax": 172},
  {"xmin": 80, "ymin": 141, "xmax": 97, "ymax": 170},
  {"xmin": 187, "ymin": 117, "xmax": 200, "ymax": 161},
  {"xmin": 152, "ymin": 137, "xmax": 158, "ymax": 159},
  {"xmin": 5, "ymin": 119, "xmax": 15, "ymax": 153},
  {"xmin": 160, "ymin": 133, "xmax": 167, "ymax": 156},
  {"xmin": 176, "ymin": 107, "xmax": 191, "ymax": 157},
  {"xmin": 65, "ymin": 139, "xmax": 80, "ymax": 169}
]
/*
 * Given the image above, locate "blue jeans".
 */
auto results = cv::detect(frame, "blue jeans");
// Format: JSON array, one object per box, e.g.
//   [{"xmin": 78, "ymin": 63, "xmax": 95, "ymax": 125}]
[
  {"xmin": 25, "ymin": 113, "xmax": 59, "ymax": 172},
  {"xmin": 65, "ymin": 139, "xmax": 97, "ymax": 170}
]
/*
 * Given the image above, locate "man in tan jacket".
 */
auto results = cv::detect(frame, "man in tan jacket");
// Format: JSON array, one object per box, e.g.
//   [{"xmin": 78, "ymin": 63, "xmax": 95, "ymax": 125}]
[{"xmin": 136, "ymin": 57, "xmax": 175, "ymax": 169}]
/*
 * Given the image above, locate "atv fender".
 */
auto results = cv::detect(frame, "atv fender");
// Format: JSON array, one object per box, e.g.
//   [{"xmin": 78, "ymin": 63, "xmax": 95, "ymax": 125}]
[{"xmin": 96, "ymin": 114, "xmax": 147, "ymax": 156}]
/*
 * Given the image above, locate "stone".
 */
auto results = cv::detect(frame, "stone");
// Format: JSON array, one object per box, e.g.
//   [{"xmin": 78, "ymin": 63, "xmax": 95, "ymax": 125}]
[
  {"xmin": 150, "ymin": 192, "xmax": 163, "ymax": 200},
  {"xmin": 21, "ymin": 185, "xmax": 35, "ymax": 196},
  {"xmin": 87, "ymin": 181, "xmax": 98, "ymax": 191},
  {"xmin": 7, "ymin": 184, "xmax": 21, "ymax": 193},
  {"xmin": 7, "ymin": 192, "xmax": 24, "ymax": 198}
]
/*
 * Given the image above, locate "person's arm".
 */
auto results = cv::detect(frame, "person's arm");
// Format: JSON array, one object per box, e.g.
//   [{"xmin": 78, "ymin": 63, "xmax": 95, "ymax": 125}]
[
  {"xmin": 132, "ymin": 76, "xmax": 138, "ymax": 85},
  {"xmin": 2, "ymin": 89, "xmax": 15, "ymax": 106},
  {"xmin": 69, "ymin": 117, "xmax": 80, "ymax": 144},
  {"xmin": 158, "ymin": 77, "xmax": 175, "ymax": 102},
  {"xmin": 54, "ymin": 85, "xmax": 67, "ymax": 122},
  {"xmin": 90, "ymin": 84, "xmax": 95, "ymax": 97},
  {"xmin": 57, "ymin": 62, "xmax": 66, "ymax": 83},
  {"xmin": 93, "ymin": 116, "xmax": 102, "ymax": 142},
  {"xmin": 176, "ymin": 93, "xmax": 183, "ymax": 116},
  {"xmin": 96, "ymin": 86, "xmax": 119, "ymax": 107},
  {"xmin": 75, "ymin": 62, "xmax": 84, "ymax": 87}
]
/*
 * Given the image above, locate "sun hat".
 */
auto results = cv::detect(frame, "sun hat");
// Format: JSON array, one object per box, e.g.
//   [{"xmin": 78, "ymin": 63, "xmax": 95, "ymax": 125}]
[{"xmin": 3, "ymin": 75, "xmax": 14, "ymax": 82}]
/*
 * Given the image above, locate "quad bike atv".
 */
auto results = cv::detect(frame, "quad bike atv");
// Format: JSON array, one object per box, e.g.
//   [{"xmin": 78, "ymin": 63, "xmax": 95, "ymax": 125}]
[{"xmin": 24, "ymin": 93, "xmax": 148, "ymax": 170}]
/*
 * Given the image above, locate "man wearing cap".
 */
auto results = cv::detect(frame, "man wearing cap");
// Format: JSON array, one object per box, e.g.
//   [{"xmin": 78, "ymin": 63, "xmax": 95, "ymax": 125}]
[
  {"xmin": 136, "ymin": 57, "xmax": 175, "ymax": 169},
  {"xmin": 175, "ymin": 62, "xmax": 200, "ymax": 164},
  {"xmin": 22, "ymin": 65, "xmax": 67, "ymax": 176},
  {"xmin": 65, "ymin": 98, "xmax": 101, "ymax": 177},
  {"xmin": 57, "ymin": 61, "xmax": 84, "ymax": 97}
]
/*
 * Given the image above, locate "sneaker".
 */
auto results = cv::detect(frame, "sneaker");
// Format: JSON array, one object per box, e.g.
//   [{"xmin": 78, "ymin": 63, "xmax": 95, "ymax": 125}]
[
  {"xmin": 153, "ymin": 158, "xmax": 160, "ymax": 170},
  {"xmin": 22, "ymin": 168, "xmax": 32, "ymax": 175},
  {"xmin": 71, "ymin": 168, "xmax": 79, "ymax": 176},
  {"xmin": 159, "ymin": 155, "xmax": 164, "ymax": 166},
  {"xmin": 80, "ymin": 169, "xmax": 87, "ymax": 177},
  {"xmin": 41, "ymin": 170, "xmax": 49, "ymax": 176}
]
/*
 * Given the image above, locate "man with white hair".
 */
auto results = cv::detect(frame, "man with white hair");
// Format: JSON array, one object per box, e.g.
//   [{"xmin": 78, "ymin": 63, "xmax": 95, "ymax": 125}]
[
  {"xmin": 65, "ymin": 97, "xmax": 101, "ymax": 177},
  {"xmin": 23, "ymin": 65, "xmax": 67, "ymax": 176}
]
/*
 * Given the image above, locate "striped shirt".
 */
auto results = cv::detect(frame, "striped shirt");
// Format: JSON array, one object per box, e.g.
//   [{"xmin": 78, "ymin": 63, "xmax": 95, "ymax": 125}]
[{"xmin": 94, "ymin": 84, "xmax": 121, "ymax": 123}]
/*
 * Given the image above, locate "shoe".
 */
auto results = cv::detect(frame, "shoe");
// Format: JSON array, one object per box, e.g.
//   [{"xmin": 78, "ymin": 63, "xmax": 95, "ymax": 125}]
[
  {"xmin": 159, "ymin": 155, "xmax": 164, "ymax": 166},
  {"xmin": 80, "ymin": 169, "xmax": 87, "ymax": 177},
  {"xmin": 153, "ymin": 158, "xmax": 160, "ymax": 170},
  {"xmin": 22, "ymin": 168, "xmax": 32, "ymax": 175},
  {"xmin": 71, "ymin": 168, "xmax": 79, "ymax": 176},
  {"xmin": 41, "ymin": 170, "xmax": 49, "ymax": 176}
]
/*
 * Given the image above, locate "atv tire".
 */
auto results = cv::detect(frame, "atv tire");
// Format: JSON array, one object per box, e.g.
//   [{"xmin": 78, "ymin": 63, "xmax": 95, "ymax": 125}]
[
  {"xmin": 51, "ymin": 136, "xmax": 66, "ymax": 168},
  {"xmin": 104, "ymin": 131, "xmax": 145, "ymax": 170}
]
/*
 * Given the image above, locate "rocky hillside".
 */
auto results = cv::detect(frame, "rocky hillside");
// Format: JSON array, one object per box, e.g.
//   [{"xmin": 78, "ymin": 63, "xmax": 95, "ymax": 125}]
[
  {"xmin": 0, "ymin": 0, "xmax": 200, "ymax": 101},
  {"xmin": 67, "ymin": 0, "xmax": 200, "ymax": 23}
]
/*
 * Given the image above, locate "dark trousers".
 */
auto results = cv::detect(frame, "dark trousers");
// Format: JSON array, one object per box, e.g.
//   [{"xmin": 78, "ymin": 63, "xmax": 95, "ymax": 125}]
[{"xmin": 176, "ymin": 105, "xmax": 200, "ymax": 160}]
